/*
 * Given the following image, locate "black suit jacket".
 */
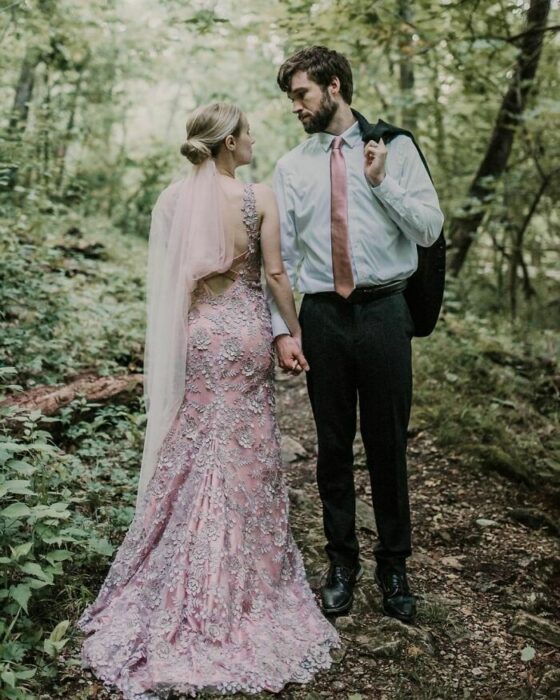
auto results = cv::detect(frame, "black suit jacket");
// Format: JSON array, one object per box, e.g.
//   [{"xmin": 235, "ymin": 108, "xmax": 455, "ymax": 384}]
[{"xmin": 351, "ymin": 109, "xmax": 446, "ymax": 338}]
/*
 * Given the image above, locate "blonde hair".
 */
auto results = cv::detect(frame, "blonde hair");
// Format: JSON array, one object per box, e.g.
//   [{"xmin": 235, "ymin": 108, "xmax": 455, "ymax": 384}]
[{"xmin": 180, "ymin": 102, "xmax": 245, "ymax": 165}]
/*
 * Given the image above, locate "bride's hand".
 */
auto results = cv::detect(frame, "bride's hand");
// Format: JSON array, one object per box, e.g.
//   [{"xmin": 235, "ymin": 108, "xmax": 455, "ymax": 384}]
[{"xmin": 274, "ymin": 335, "xmax": 309, "ymax": 374}]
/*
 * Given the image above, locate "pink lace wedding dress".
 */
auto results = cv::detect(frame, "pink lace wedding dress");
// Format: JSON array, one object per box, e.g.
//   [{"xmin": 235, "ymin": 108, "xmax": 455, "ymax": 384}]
[{"xmin": 77, "ymin": 184, "xmax": 340, "ymax": 698}]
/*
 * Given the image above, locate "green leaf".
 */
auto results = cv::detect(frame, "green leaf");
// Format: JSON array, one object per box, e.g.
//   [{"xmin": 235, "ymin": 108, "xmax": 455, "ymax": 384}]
[
  {"xmin": 0, "ymin": 503, "xmax": 31, "ymax": 519},
  {"xmin": 43, "ymin": 639, "xmax": 57, "ymax": 657},
  {"xmin": 9, "ymin": 583, "xmax": 32, "ymax": 613},
  {"xmin": 29, "ymin": 443, "xmax": 57, "ymax": 454},
  {"xmin": 38, "ymin": 531, "xmax": 78, "ymax": 545},
  {"xmin": 8, "ymin": 460, "xmax": 37, "ymax": 476},
  {"xmin": 0, "ymin": 366, "xmax": 17, "ymax": 378},
  {"xmin": 88, "ymin": 537, "xmax": 114, "ymax": 556},
  {"xmin": 49, "ymin": 619, "xmax": 70, "ymax": 642},
  {"xmin": 521, "ymin": 645, "xmax": 536, "ymax": 662},
  {"xmin": 1, "ymin": 670, "xmax": 16, "ymax": 688},
  {"xmin": 30, "ymin": 504, "xmax": 71, "ymax": 521},
  {"xmin": 0, "ymin": 442, "xmax": 29, "ymax": 457},
  {"xmin": 19, "ymin": 562, "xmax": 52, "ymax": 582},
  {"xmin": 44, "ymin": 550, "xmax": 72, "ymax": 564},
  {"xmin": 50, "ymin": 501, "xmax": 71, "ymax": 511},
  {"xmin": 9, "ymin": 542, "xmax": 33, "ymax": 560},
  {"xmin": 25, "ymin": 578, "xmax": 50, "ymax": 590},
  {"xmin": 3, "ymin": 479, "xmax": 35, "ymax": 496},
  {"xmin": 43, "ymin": 638, "xmax": 67, "ymax": 657},
  {"xmin": 14, "ymin": 667, "xmax": 36, "ymax": 680}
]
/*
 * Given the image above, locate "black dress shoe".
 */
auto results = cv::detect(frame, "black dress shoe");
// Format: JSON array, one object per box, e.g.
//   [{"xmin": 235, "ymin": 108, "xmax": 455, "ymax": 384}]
[
  {"xmin": 374, "ymin": 566, "xmax": 417, "ymax": 623},
  {"xmin": 320, "ymin": 563, "xmax": 363, "ymax": 615}
]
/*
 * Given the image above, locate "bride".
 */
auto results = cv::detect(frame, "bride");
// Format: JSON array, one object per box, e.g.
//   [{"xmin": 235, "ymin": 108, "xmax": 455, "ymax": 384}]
[{"xmin": 77, "ymin": 102, "xmax": 340, "ymax": 698}]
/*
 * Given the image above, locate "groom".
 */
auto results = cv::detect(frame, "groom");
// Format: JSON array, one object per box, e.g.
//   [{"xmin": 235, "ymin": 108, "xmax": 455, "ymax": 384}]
[{"xmin": 269, "ymin": 46, "xmax": 444, "ymax": 624}]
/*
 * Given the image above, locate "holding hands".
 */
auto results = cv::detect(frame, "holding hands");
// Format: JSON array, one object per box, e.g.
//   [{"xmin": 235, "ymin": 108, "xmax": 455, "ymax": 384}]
[
  {"xmin": 274, "ymin": 334, "xmax": 309, "ymax": 375},
  {"xmin": 364, "ymin": 137, "xmax": 387, "ymax": 187}
]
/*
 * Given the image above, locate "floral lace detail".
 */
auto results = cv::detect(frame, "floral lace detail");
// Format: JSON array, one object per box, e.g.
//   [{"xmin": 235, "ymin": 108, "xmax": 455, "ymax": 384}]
[
  {"xmin": 242, "ymin": 182, "xmax": 259, "ymax": 233},
  {"xmin": 237, "ymin": 183, "xmax": 261, "ymax": 285},
  {"xmin": 76, "ymin": 182, "xmax": 340, "ymax": 699}
]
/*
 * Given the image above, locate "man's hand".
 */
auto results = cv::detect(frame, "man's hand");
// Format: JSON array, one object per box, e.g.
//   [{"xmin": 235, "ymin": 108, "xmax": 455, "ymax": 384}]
[
  {"xmin": 274, "ymin": 334, "xmax": 310, "ymax": 375},
  {"xmin": 364, "ymin": 137, "xmax": 387, "ymax": 187}
]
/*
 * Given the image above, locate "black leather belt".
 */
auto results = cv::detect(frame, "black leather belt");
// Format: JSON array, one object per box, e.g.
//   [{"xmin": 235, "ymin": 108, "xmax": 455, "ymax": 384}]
[{"xmin": 308, "ymin": 279, "xmax": 408, "ymax": 304}]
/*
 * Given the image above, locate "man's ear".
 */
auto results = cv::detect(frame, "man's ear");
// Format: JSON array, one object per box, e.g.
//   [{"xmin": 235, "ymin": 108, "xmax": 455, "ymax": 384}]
[
  {"xmin": 329, "ymin": 76, "xmax": 341, "ymax": 97},
  {"xmin": 224, "ymin": 135, "xmax": 236, "ymax": 151}
]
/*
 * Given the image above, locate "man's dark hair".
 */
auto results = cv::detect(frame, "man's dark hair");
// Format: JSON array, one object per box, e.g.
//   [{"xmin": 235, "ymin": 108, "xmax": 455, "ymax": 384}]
[{"xmin": 277, "ymin": 46, "xmax": 353, "ymax": 105}]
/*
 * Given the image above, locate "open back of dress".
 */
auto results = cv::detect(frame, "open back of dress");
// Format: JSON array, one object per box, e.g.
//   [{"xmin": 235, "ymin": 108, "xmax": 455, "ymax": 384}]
[{"xmin": 199, "ymin": 182, "xmax": 254, "ymax": 297}]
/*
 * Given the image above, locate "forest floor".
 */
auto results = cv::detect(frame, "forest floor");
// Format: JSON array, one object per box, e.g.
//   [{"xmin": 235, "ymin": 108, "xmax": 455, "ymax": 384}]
[{"xmin": 54, "ymin": 370, "xmax": 560, "ymax": 700}]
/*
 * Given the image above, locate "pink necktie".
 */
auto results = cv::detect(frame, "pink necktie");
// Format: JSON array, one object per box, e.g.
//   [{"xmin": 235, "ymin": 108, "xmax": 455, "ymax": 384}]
[{"xmin": 330, "ymin": 136, "xmax": 354, "ymax": 298}]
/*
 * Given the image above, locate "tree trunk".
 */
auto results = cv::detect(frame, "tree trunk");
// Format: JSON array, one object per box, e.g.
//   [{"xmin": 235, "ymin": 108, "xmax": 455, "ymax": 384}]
[
  {"xmin": 41, "ymin": 65, "xmax": 51, "ymax": 188},
  {"xmin": 4, "ymin": 51, "xmax": 41, "ymax": 190},
  {"xmin": 508, "ymin": 175, "xmax": 551, "ymax": 316},
  {"xmin": 448, "ymin": 0, "xmax": 551, "ymax": 276},
  {"xmin": 8, "ymin": 51, "xmax": 39, "ymax": 135},
  {"xmin": 429, "ymin": 56, "xmax": 447, "ymax": 194},
  {"xmin": 56, "ymin": 64, "xmax": 87, "ymax": 191},
  {"xmin": 398, "ymin": 0, "xmax": 416, "ymax": 131}
]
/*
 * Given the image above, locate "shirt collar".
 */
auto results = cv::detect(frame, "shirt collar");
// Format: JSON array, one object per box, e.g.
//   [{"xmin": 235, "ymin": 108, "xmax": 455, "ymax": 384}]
[{"xmin": 317, "ymin": 119, "xmax": 362, "ymax": 152}]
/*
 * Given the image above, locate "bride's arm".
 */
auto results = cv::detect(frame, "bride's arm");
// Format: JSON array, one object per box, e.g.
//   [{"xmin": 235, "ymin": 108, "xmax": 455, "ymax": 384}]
[{"xmin": 257, "ymin": 184, "xmax": 304, "ymax": 344}]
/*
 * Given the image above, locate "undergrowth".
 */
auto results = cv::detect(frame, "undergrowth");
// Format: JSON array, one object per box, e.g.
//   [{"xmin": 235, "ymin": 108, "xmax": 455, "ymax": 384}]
[{"xmin": 0, "ymin": 200, "xmax": 558, "ymax": 698}]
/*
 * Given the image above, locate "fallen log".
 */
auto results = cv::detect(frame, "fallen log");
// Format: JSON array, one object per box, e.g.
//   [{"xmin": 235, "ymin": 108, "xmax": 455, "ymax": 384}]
[{"xmin": 1, "ymin": 371, "xmax": 144, "ymax": 430}]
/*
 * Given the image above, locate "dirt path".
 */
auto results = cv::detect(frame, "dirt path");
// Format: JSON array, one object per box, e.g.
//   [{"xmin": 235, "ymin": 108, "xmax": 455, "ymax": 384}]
[
  {"xmin": 59, "ymin": 372, "xmax": 559, "ymax": 700},
  {"xmin": 273, "ymin": 371, "xmax": 560, "ymax": 700}
]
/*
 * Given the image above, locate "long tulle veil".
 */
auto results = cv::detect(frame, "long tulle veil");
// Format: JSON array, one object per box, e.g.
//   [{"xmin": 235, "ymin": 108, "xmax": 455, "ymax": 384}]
[{"xmin": 136, "ymin": 159, "xmax": 234, "ymax": 512}]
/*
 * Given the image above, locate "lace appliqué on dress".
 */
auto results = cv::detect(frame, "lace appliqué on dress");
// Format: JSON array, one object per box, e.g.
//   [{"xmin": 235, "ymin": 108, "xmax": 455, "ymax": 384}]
[{"xmin": 76, "ymin": 182, "xmax": 340, "ymax": 699}]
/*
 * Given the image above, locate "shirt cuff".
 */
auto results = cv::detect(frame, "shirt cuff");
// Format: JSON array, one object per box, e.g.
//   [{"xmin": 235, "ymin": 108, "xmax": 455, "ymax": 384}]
[
  {"xmin": 369, "ymin": 173, "xmax": 406, "ymax": 204},
  {"xmin": 271, "ymin": 315, "xmax": 290, "ymax": 338}
]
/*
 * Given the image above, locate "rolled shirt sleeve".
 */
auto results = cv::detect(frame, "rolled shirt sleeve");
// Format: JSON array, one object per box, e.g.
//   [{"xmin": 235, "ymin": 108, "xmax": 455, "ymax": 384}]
[
  {"xmin": 266, "ymin": 163, "xmax": 303, "ymax": 338},
  {"xmin": 369, "ymin": 136, "xmax": 444, "ymax": 248}
]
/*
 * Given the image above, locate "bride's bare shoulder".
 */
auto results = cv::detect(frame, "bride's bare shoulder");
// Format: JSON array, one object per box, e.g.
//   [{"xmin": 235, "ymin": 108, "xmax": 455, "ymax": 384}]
[{"xmin": 252, "ymin": 182, "xmax": 277, "ymax": 215}]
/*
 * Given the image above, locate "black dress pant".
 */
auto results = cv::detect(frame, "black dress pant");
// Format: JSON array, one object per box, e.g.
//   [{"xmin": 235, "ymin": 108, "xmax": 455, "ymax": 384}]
[{"xmin": 299, "ymin": 290, "xmax": 414, "ymax": 574}]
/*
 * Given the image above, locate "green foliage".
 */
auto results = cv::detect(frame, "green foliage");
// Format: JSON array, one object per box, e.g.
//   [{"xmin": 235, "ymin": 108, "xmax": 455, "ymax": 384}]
[
  {"xmin": 413, "ymin": 288, "xmax": 560, "ymax": 487},
  {"xmin": 0, "ymin": 185, "xmax": 148, "ymax": 698},
  {"xmin": 0, "ymin": 202, "xmax": 146, "ymax": 385},
  {"xmin": 0, "ymin": 1, "xmax": 558, "ymax": 696},
  {"xmin": 0, "ymin": 413, "xmax": 79, "ymax": 697},
  {"xmin": 0, "ymin": 381, "xmax": 145, "ymax": 696}
]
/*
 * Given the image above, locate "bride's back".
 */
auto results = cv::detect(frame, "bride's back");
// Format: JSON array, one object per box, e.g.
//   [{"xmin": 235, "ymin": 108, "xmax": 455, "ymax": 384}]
[
  {"xmin": 219, "ymin": 175, "xmax": 251, "ymax": 257},
  {"xmin": 202, "ymin": 174, "xmax": 257, "ymax": 296}
]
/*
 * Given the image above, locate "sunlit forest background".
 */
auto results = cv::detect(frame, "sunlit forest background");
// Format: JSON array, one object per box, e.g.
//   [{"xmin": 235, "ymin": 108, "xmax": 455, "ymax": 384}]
[{"xmin": 0, "ymin": 0, "xmax": 559, "ymax": 698}]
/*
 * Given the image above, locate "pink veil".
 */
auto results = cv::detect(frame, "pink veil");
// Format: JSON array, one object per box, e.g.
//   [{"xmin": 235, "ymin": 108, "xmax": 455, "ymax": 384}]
[{"xmin": 136, "ymin": 159, "xmax": 233, "ymax": 511}]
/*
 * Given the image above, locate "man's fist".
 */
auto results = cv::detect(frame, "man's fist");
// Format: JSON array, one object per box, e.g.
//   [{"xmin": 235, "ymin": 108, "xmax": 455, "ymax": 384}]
[{"xmin": 364, "ymin": 137, "xmax": 387, "ymax": 187}]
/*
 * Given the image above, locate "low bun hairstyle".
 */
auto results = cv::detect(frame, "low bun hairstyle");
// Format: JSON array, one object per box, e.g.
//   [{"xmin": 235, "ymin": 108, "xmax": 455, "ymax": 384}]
[
  {"xmin": 179, "ymin": 138, "xmax": 211, "ymax": 165},
  {"xmin": 180, "ymin": 102, "xmax": 244, "ymax": 165}
]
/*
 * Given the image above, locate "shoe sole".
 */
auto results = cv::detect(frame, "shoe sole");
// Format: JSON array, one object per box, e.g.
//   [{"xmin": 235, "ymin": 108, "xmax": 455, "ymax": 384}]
[{"xmin": 321, "ymin": 565, "xmax": 364, "ymax": 616}]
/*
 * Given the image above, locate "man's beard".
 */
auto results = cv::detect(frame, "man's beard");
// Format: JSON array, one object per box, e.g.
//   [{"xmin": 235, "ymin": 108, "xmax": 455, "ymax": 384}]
[{"xmin": 301, "ymin": 91, "xmax": 338, "ymax": 134}]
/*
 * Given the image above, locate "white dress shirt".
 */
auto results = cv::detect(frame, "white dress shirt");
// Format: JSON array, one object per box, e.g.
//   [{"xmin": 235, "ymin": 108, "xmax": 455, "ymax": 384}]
[{"xmin": 268, "ymin": 119, "xmax": 444, "ymax": 337}]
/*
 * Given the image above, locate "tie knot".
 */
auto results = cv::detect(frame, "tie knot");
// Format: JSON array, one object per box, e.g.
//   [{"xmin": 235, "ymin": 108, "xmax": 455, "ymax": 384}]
[{"xmin": 332, "ymin": 136, "xmax": 343, "ymax": 151}]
